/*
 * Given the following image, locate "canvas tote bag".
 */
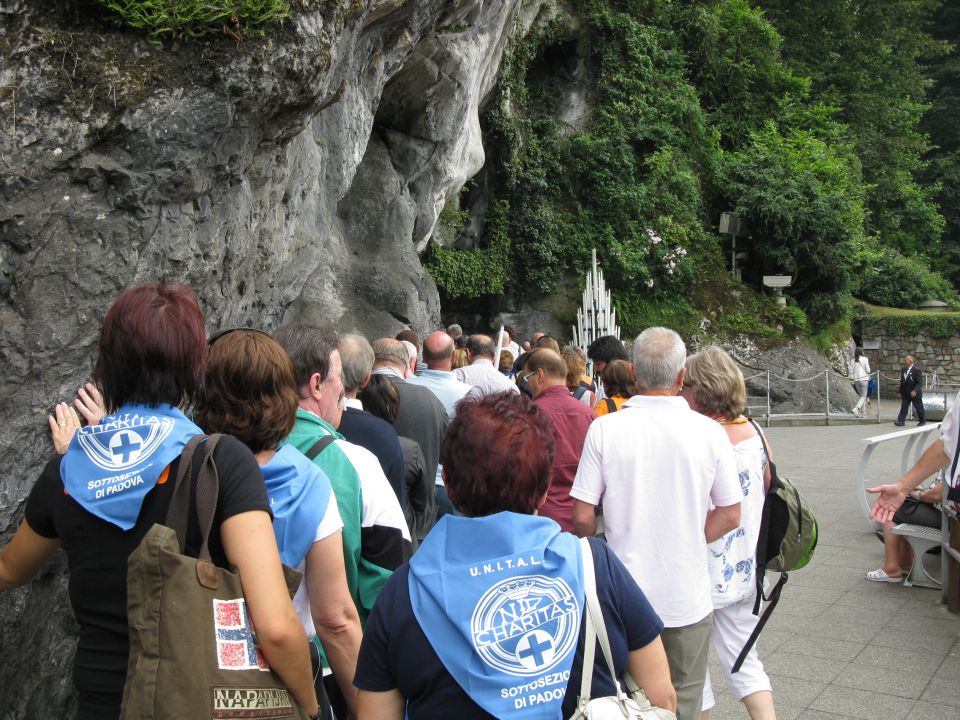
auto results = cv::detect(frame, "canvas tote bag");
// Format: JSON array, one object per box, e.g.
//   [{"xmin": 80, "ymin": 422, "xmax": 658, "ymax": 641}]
[{"xmin": 121, "ymin": 435, "xmax": 311, "ymax": 720}]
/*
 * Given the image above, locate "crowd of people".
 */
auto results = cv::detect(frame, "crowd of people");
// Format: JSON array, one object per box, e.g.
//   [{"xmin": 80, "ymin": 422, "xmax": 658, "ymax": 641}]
[{"xmin": 0, "ymin": 280, "xmax": 799, "ymax": 720}]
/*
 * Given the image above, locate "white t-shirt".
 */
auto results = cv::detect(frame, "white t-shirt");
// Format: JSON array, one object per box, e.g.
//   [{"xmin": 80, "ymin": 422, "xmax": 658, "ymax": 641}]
[
  {"xmin": 293, "ymin": 493, "xmax": 344, "ymax": 639},
  {"xmin": 337, "ymin": 439, "xmax": 411, "ymax": 540},
  {"xmin": 939, "ymin": 393, "xmax": 960, "ymax": 487},
  {"xmin": 571, "ymin": 395, "xmax": 742, "ymax": 627}
]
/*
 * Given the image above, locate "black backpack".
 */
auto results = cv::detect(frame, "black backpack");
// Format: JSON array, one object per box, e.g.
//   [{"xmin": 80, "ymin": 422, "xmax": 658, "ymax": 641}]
[{"xmin": 732, "ymin": 420, "xmax": 819, "ymax": 672}]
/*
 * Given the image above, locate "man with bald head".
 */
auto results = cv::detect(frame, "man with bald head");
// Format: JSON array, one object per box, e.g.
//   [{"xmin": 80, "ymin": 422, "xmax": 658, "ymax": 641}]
[
  {"xmin": 454, "ymin": 333, "xmax": 519, "ymax": 396},
  {"xmin": 408, "ymin": 331, "xmax": 475, "ymax": 519},
  {"xmin": 408, "ymin": 331, "xmax": 475, "ymax": 417},
  {"xmin": 895, "ymin": 354, "xmax": 925, "ymax": 426}
]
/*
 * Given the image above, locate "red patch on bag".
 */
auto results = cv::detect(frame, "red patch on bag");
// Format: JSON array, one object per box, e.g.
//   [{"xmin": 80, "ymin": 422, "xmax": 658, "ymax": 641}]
[{"xmin": 213, "ymin": 599, "xmax": 269, "ymax": 672}]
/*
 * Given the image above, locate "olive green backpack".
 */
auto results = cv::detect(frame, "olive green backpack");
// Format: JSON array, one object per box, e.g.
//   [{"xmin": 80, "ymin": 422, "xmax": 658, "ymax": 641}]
[{"xmin": 733, "ymin": 421, "xmax": 819, "ymax": 673}]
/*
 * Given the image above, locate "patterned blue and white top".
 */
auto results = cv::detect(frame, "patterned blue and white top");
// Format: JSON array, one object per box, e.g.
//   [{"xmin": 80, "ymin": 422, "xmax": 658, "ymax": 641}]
[{"xmin": 707, "ymin": 431, "xmax": 767, "ymax": 607}]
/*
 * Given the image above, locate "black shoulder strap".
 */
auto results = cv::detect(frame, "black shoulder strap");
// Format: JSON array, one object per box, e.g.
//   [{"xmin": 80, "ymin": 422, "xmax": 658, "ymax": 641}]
[
  {"xmin": 732, "ymin": 572, "xmax": 788, "ymax": 673},
  {"xmin": 306, "ymin": 434, "xmax": 336, "ymax": 460},
  {"xmin": 747, "ymin": 418, "xmax": 777, "ymax": 614},
  {"xmin": 573, "ymin": 385, "xmax": 587, "ymax": 400},
  {"xmin": 604, "ymin": 398, "xmax": 616, "ymax": 414}
]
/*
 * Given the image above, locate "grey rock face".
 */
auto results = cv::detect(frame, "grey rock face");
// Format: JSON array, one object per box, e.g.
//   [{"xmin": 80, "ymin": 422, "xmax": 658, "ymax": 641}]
[
  {"xmin": 0, "ymin": 0, "xmax": 522, "ymax": 714},
  {"xmin": 723, "ymin": 337, "xmax": 861, "ymax": 415}
]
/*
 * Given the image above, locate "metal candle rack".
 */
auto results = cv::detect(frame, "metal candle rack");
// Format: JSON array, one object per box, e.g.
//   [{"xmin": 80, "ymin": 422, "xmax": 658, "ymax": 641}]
[{"xmin": 572, "ymin": 249, "xmax": 620, "ymax": 372}]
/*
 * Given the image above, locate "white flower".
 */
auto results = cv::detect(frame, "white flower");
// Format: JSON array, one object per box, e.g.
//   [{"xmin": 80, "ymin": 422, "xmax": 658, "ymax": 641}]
[{"xmin": 646, "ymin": 278, "xmax": 654, "ymax": 288}]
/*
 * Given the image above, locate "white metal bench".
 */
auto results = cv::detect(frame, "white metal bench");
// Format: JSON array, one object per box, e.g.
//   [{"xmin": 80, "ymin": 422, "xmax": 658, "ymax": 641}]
[
  {"xmin": 857, "ymin": 424, "xmax": 942, "ymax": 525},
  {"xmin": 891, "ymin": 523, "xmax": 942, "ymax": 588}
]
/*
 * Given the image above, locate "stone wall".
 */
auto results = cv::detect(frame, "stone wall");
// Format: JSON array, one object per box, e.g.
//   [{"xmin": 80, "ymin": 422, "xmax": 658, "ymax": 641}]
[{"xmin": 859, "ymin": 319, "xmax": 960, "ymax": 395}]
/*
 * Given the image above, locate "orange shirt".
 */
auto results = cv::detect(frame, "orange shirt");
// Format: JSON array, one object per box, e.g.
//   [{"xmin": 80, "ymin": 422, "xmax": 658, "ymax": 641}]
[{"xmin": 595, "ymin": 394, "xmax": 629, "ymax": 417}]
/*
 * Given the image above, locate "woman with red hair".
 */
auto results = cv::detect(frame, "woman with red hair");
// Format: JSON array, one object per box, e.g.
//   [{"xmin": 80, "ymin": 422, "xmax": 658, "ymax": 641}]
[
  {"xmin": 0, "ymin": 281, "xmax": 320, "ymax": 720},
  {"xmin": 354, "ymin": 392, "xmax": 676, "ymax": 719}
]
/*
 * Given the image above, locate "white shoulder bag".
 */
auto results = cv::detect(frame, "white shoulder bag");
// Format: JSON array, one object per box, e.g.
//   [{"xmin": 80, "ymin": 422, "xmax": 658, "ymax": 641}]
[{"xmin": 569, "ymin": 538, "xmax": 677, "ymax": 720}]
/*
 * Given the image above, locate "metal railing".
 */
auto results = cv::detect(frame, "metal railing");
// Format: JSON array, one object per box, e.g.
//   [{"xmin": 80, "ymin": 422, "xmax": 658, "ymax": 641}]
[{"xmin": 740, "ymin": 368, "xmax": 883, "ymax": 425}]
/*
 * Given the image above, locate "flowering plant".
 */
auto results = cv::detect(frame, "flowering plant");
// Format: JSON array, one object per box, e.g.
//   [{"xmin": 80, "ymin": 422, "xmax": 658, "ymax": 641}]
[{"xmin": 609, "ymin": 224, "xmax": 693, "ymax": 294}]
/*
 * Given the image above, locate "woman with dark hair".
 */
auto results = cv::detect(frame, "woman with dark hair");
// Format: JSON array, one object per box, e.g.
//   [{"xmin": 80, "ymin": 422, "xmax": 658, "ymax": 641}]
[
  {"xmin": 359, "ymin": 374, "xmax": 434, "ymax": 543},
  {"xmin": 194, "ymin": 329, "xmax": 363, "ymax": 717},
  {"xmin": 0, "ymin": 281, "xmax": 320, "ymax": 720},
  {"xmin": 681, "ymin": 346, "xmax": 775, "ymax": 720},
  {"xmin": 594, "ymin": 359, "xmax": 636, "ymax": 416},
  {"xmin": 354, "ymin": 392, "xmax": 676, "ymax": 719}
]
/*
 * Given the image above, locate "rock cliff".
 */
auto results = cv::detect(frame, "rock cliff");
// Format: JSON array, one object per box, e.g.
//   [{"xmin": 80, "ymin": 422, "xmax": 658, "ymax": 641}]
[{"xmin": 0, "ymin": 0, "xmax": 531, "ymax": 713}]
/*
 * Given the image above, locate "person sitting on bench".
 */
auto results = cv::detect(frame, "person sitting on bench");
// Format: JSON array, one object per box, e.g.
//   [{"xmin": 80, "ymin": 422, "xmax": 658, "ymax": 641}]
[{"xmin": 866, "ymin": 481, "xmax": 942, "ymax": 583}]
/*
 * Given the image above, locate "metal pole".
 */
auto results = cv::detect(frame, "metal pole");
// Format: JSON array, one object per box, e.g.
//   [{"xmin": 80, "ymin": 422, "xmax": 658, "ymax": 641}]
[
  {"xmin": 876, "ymin": 370, "xmax": 881, "ymax": 422},
  {"xmin": 766, "ymin": 370, "xmax": 771, "ymax": 427},
  {"xmin": 825, "ymin": 370, "xmax": 830, "ymax": 425}
]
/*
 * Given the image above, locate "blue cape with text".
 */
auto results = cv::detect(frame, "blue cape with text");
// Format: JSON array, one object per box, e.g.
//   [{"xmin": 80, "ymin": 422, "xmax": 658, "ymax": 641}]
[
  {"xmin": 261, "ymin": 444, "xmax": 333, "ymax": 568},
  {"xmin": 60, "ymin": 404, "xmax": 203, "ymax": 530},
  {"xmin": 409, "ymin": 513, "xmax": 584, "ymax": 718}
]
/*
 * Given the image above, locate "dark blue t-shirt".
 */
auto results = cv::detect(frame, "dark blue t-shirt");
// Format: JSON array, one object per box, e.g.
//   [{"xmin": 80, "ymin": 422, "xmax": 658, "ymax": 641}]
[
  {"xmin": 354, "ymin": 536, "xmax": 663, "ymax": 718},
  {"xmin": 337, "ymin": 406, "xmax": 405, "ymax": 507}
]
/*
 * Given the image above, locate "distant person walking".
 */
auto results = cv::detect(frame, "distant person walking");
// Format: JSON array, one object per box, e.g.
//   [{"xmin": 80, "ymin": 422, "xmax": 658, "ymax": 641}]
[
  {"xmin": 851, "ymin": 347, "xmax": 870, "ymax": 417},
  {"xmin": 894, "ymin": 355, "xmax": 925, "ymax": 426}
]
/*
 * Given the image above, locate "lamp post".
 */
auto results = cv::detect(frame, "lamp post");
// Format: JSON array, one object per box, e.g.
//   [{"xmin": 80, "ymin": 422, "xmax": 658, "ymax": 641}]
[{"xmin": 719, "ymin": 212, "xmax": 746, "ymax": 279}]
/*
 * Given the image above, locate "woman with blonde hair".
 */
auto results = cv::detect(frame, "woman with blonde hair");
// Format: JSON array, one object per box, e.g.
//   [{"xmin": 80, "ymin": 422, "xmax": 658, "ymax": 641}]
[
  {"xmin": 681, "ymin": 346, "xmax": 776, "ymax": 720},
  {"xmin": 561, "ymin": 344, "xmax": 596, "ymax": 406}
]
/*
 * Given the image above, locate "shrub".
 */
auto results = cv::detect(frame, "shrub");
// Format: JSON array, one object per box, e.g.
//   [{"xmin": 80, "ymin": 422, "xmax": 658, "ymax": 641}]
[
  {"xmin": 96, "ymin": 0, "xmax": 291, "ymax": 38},
  {"xmin": 852, "ymin": 239, "xmax": 960, "ymax": 309}
]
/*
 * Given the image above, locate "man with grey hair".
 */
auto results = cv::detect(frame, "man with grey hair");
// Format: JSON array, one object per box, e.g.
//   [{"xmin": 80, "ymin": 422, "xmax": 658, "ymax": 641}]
[
  {"xmin": 337, "ymin": 333, "xmax": 405, "ymax": 505},
  {"xmin": 453, "ymin": 333, "xmax": 519, "ymax": 396},
  {"xmin": 372, "ymin": 338, "xmax": 449, "ymax": 540},
  {"xmin": 275, "ymin": 325, "xmax": 411, "ymax": 708},
  {"xmin": 571, "ymin": 326, "xmax": 742, "ymax": 720}
]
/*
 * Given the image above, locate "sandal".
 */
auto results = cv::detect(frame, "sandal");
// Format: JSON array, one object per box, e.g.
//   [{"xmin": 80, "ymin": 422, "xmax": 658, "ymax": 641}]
[{"xmin": 865, "ymin": 568, "xmax": 902, "ymax": 583}]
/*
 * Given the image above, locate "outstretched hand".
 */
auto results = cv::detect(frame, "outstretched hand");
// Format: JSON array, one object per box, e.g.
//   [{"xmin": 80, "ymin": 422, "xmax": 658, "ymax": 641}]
[
  {"xmin": 866, "ymin": 484, "xmax": 907, "ymax": 525},
  {"xmin": 49, "ymin": 402, "xmax": 82, "ymax": 455},
  {"xmin": 74, "ymin": 383, "xmax": 105, "ymax": 426}
]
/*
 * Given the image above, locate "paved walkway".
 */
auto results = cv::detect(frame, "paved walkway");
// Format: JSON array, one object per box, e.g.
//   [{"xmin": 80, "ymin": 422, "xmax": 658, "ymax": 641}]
[{"xmin": 710, "ymin": 422, "xmax": 960, "ymax": 720}]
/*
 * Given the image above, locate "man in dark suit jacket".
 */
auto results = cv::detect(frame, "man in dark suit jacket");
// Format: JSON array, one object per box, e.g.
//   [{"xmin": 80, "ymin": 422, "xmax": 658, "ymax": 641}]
[
  {"xmin": 895, "ymin": 355, "xmax": 925, "ymax": 426},
  {"xmin": 371, "ymin": 338, "xmax": 449, "ymax": 541}
]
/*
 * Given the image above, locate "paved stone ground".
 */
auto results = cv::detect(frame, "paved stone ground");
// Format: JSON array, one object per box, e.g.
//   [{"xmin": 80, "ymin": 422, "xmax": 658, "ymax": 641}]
[{"xmin": 710, "ymin": 420, "xmax": 960, "ymax": 720}]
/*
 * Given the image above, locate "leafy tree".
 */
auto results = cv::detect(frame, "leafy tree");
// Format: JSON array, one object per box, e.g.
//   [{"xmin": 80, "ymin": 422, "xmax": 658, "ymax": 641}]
[
  {"xmin": 664, "ymin": 0, "xmax": 808, "ymax": 150},
  {"xmin": 921, "ymin": 1, "xmax": 960, "ymax": 284},
  {"xmin": 723, "ymin": 120, "xmax": 865, "ymax": 329},
  {"xmin": 759, "ymin": 0, "xmax": 945, "ymax": 254}
]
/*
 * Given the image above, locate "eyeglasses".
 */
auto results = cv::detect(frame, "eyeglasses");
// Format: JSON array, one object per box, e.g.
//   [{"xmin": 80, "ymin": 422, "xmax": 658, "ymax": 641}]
[{"xmin": 521, "ymin": 370, "xmax": 537, "ymax": 383}]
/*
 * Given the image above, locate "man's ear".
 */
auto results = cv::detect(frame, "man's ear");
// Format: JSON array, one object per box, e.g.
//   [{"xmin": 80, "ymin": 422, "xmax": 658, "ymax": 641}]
[
  {"xmin": 306, "ymin": 372, "xmax": 324, "ymax": 401},
  {"xmin": 359, "ymin": 372, "xmax": 372, "ymax": 391}
]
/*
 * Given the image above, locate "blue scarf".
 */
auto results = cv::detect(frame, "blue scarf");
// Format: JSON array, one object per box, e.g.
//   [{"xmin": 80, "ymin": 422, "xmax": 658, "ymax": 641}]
[
  {"xmin": 60, "ymin": 404, "xmax": 203, "ymax": 530},
  {"xmin": 409, "ymin": 513, "xmax": 584, "ymax": 719},
  {"xmin": 262, "ymin": 444, "xmax": 333, "ymax": 568}
]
